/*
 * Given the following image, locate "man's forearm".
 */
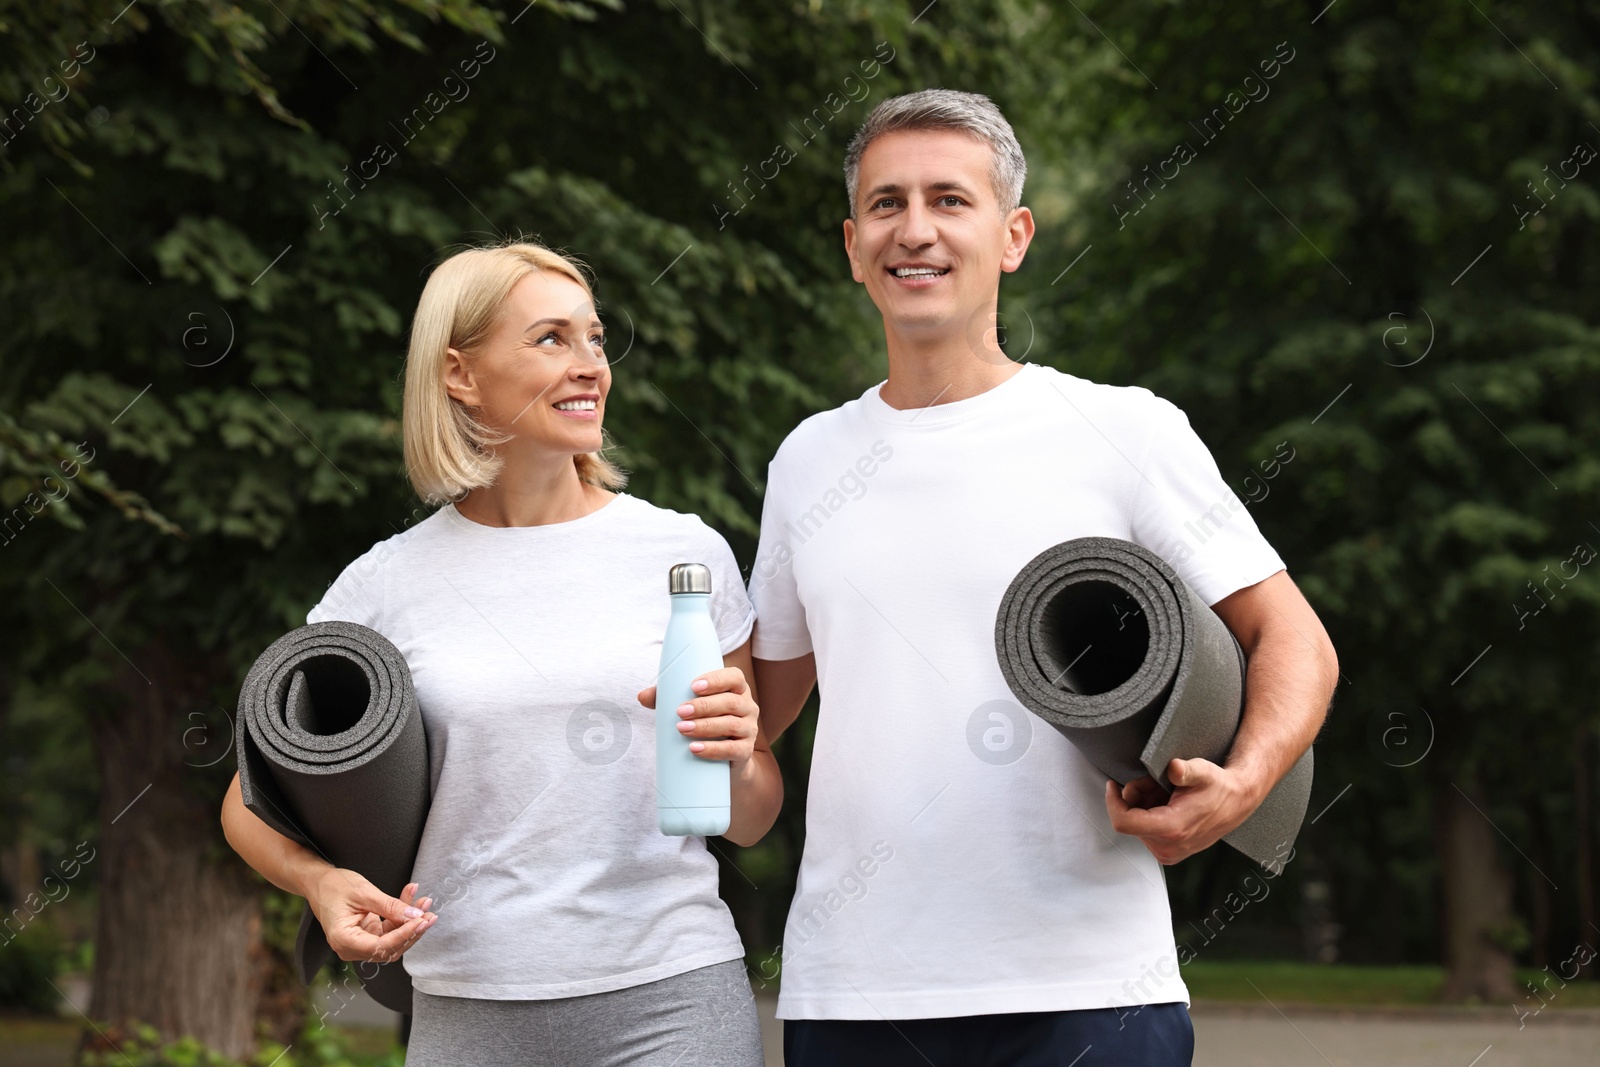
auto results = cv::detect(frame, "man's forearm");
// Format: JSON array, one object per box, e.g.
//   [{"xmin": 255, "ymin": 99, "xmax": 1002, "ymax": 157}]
[
  {"xmin": 1224, "ymin": 615, "xmax": 1337, "ymax": 806},
  {"xmin": 726, "ymin": 746, "xmax": 783, "ymax": 847},
  {"xmin": 1209, "ymin": 579, "xmax": 1337, "ymax": 806},
  {"xmin": 752, "ymin": 650, "xmax": 817, "ymax": 743}
]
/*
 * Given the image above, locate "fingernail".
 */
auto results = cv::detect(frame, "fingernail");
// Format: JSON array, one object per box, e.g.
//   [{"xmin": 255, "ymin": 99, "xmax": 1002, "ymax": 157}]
[
  {"xmin": 692, "ymin": 679, "xmax": 708, "ymax": 691},
  {"xmin": 418, "ymin": 898, "xmax": 432, "ymax": 910},
  {"xmin": 677, "ymin": 703, "xmax": 694, "ymax": 716},
  {"xmin": 689, "ymin": 742, "xmax": 705, "ymax": 752},
  {"xmin": 677, "ymin": 720, "xmax": 694, "ymax": 733},
  {"xmin": 403, "ymin": 906, "xmax": 423, "ymax": 919}
]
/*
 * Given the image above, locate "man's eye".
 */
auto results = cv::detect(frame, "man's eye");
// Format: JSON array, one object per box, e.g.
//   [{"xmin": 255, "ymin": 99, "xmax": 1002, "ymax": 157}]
[
  {"xmin": 939, "ymin": 195, "xmax": 963, "ymax": 207},
  {"xmin": 874, "ymin": 198, "xmax": 897, "ymax": 210}
]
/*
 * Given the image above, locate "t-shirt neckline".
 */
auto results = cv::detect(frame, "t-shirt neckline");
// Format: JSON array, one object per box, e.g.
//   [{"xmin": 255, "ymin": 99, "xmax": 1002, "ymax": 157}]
[
  {"xmin": 444, "ymin": 491, "xmax": 630, "ymax": 534},
  {"xmin": 863, "ymin": 361, "xmax": 1038, "ymax": 427}
]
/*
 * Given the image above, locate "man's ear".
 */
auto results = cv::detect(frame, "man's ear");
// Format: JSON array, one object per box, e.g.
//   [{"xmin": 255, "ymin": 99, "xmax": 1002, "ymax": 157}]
[
  {"xmin": 842, "ymin": 217, "xmax": 865, "ymax": 284},
  {"xmin": 1000, "ymin": 206, "xmax": 1036, "ymax": 274},
  {"xmin": 442, "ymin": 346, "xmax": 477, "ymax": 406}
]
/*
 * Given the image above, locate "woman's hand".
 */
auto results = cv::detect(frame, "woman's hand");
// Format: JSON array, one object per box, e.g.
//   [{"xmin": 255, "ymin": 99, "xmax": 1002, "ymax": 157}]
[
  {"xmin": 637, "ymin": 666, "xmax": 761, "ymax": 768},
  {"xmin": 641, "ymin": 640, "xmax": 781, "ymax": 846},
  {"xmin": 304, "ymin": 869, "xmax": 437, "ymax": 965}
]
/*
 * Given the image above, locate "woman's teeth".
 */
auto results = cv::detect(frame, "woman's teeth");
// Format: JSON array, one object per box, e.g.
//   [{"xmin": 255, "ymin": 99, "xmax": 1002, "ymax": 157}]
[{"xmin": 555, "ymin": 400, "xmax": 597, "ymax": 410}]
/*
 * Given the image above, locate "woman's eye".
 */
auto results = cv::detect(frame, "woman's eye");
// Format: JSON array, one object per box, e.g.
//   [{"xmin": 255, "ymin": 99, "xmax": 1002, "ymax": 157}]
[
  {"xmin": 589, "ymin": 333, "xmax": 606, "ymax": 348},
  {"xmin": 536, "ymin": 331, "xmax": 561, "ymax": 346}
]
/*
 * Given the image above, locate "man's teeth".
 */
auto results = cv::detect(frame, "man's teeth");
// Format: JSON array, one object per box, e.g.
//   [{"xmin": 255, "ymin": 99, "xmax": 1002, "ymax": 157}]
[
  {"xmin": 555, "ymin": 399, "xmax": 597, "ymax": 411},
  {"xmin": 893, "ymin": 267, "xmax": 947, "ymax": 278}
]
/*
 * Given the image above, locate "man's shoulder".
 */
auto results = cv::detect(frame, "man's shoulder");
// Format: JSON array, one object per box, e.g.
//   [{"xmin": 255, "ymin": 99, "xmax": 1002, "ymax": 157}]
[
  {"xmin": 767, "ymin": 387, "xmax": 878, "ymax": 468},
  {"xmin": 1027, "ymin": 363, "xmax": 1184, "ymax": 433}
]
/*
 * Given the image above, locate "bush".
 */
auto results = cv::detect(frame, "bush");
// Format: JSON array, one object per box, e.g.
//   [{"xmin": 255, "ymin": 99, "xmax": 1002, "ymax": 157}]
[
  {"xmin": 0, "ymin": 920, "xmax": 65, "ymax": 1013},
  {"xmin": 76, "ymin": 1015, "xmax": 404, "ymax": 1067}
]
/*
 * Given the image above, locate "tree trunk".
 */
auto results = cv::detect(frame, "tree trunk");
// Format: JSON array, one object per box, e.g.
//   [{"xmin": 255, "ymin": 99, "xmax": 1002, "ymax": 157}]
[
  {"xmin": 0, "ymin": 836, "xmax": 41, "ymax": 912},
  {"xmin": 0, "ymin": 656, "xmax": 30, "ymax": 908},
  {"xmin": 1577, "ymin": 721, "xmax": 1596, "ymax": 979},
  {"xmin": 1436, "ymin": 778, "xmax": 1519, "ymax": 1002},
  {"xmin": 74, "ymin": 635, "xmax": 300, "ymax": 1060},
  {"xmin": 1524, "ymin": 797, "xmax": 1552, "ymax": 971}
]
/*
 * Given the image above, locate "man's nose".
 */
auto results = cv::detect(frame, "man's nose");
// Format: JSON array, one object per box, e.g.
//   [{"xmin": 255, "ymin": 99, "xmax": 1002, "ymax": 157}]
[{"xmin": 896, "ymin": 201, "xmax": 937, "ymax": 248}]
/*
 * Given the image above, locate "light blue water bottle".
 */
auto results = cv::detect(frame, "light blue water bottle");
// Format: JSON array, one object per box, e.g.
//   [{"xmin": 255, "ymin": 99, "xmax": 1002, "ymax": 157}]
[{"xmin": 657, "ymin": 563, "xmax": 731, "ymax": 836}]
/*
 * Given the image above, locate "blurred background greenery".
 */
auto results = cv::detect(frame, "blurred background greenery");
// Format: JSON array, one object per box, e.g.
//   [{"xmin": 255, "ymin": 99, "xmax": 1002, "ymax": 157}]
[{"xmin": 3, "ymin": 0, "xmax": 1599, "ymax": 1062}]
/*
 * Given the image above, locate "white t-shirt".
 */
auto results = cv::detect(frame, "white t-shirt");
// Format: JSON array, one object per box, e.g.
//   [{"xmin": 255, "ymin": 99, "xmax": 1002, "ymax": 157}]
[
  {"xmin": 305, "ymin": 491, "xmax": 756, "ymax": 999},
  {"xmin": 749, "ymin": 360, "xmax": 1286, "ymax": 1020}
]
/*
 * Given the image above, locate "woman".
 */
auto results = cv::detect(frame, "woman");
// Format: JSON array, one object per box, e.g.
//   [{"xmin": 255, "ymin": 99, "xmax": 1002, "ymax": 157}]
[{"xmin": 220, "ymin": 239, "xmax": 780, "ymax": 1066}]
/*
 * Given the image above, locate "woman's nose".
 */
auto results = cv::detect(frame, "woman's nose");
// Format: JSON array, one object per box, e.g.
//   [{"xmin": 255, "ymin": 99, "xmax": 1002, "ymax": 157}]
[{"xmin": 568, "ymin": 348, "xmax": 599, "ymax": 371}]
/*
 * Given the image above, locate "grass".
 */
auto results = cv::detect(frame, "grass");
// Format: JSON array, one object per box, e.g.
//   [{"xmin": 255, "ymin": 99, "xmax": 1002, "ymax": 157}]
[
  {"xmin": 1183, "ymin": 960, "xmax": 1600, "ymax": 1008},
  {"xmin": 329, "ymin": 1025, "xmax": 401, "ymax": 1058},
  {"xmin": 745, "ymin": 949, "xmax": 1600, "ymax": 1010},
  {"xmin": 0, "ymin": 1012, "xmax": 403, "ymax": 1066}
]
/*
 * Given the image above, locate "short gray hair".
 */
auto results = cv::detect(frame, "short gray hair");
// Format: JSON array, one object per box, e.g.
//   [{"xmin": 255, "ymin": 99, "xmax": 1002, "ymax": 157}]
[{"xmin": 843, "ymin": 89, "xmax": 1027, "ymax": 217}]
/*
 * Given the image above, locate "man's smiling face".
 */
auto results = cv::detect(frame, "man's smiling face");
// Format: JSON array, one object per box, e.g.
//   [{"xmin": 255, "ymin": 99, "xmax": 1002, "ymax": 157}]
[{"xmin": 843, "ymin": 127, "xmax": 1030, "ymax": 343}]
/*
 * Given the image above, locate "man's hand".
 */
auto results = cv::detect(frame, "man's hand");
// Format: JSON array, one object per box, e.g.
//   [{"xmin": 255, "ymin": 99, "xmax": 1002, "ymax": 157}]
[
  {"xmin": 1104, "ymin": 757, "xmax": 1263, "ymax": 865},
  {"xmin": 1105, "ymin": 570, "xmax": 1338, "ymax": 865}
]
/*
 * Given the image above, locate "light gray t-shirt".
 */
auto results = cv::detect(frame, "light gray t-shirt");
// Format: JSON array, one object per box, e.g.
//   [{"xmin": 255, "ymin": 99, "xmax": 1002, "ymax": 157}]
[{"xmin": 305, "ymin": 492, "xmax": 756, "ymax": 999}]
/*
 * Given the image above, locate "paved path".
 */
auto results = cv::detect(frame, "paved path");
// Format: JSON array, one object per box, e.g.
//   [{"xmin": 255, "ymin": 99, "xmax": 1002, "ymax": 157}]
[
  {"xmin": 1190, "ymin": 1002, "xmax": 1600, "ymax": 1067},
  {"xmin": 753, "ymin": 998, "xmax": 1600, "ymax": 1066}
]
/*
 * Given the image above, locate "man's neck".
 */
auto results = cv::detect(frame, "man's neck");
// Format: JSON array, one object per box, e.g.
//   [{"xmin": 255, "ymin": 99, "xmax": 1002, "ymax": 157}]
[{"xmin": 878, "ymin": 330, "xmax": 1024, "ymax": 411}]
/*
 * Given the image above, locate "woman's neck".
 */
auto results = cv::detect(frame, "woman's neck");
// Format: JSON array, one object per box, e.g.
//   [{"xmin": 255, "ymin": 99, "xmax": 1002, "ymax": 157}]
[{"xmin": 453, "ymin": 452, "xmax": 614, "ymax": 528}]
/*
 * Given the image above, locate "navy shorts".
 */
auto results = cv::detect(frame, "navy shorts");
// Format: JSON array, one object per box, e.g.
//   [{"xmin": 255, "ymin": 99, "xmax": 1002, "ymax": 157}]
[{"xmin": 784, "ymin": 1002, "xmax": 1193, "ymax": 1067}]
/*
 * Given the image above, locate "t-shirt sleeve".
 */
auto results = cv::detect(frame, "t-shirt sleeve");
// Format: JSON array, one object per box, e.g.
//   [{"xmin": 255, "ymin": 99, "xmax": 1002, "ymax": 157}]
[
  {"xmin": 748, "ymin": 448, "xmax": 813, "ymax": 660},
  {"xmin": 305, "ymin": 542, "xmax": 389, "ymax": 630},
  {"xmin": 690, "ymin": 519, "xmax": 757, "ymax": 655},
  {"xmin": 1129, "ymin": 394, "xmax": 1287, "ymax": 606}
]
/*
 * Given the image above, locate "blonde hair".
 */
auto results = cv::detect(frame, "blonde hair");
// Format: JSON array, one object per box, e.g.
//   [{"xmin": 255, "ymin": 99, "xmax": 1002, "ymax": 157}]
[{"xmin": 403, "ymin": 238, "xmax": 629, "ymax": 506}]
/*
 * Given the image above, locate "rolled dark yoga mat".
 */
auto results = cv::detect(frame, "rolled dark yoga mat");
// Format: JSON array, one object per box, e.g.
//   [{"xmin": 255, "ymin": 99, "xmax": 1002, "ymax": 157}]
[
  {"xmin": 993, "ymin": 536, "xmax": 1313, "ymax": 871},
  {"xmin": 234, "ymin": 621, "xmax": 430, "ymax": 1014}
]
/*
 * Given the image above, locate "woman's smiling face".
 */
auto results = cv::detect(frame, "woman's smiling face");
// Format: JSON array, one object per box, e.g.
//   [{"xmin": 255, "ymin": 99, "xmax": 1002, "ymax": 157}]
[{"xmin": 445, "ymin": 270, "xmax": 610, "ymax": 456}]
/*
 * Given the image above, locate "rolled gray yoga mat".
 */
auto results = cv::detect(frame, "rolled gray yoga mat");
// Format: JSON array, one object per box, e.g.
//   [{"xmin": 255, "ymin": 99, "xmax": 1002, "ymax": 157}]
[
  {"xmin": 993, "ymin": 536, "xmax": 1312, "ymax": 871},
  {"xmin": 234, "ymin": 621, "xmax": 430, "ymax": 1014}
]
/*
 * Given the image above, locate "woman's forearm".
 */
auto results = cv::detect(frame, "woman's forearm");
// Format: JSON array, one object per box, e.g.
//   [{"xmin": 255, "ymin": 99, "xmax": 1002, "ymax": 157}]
[
  {"xmin": 725, "ymin": 747, "xmax": 782, "ymax": 847},
  {"xmin": 220, "ymin": 771, "xmax": 332, "ymax": 898}
]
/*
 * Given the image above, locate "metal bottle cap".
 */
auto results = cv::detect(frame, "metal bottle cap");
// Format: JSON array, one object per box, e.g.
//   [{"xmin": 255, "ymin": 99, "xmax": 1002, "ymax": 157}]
[{"xmin": 669, "ymin": 563, "xmax": 712, "ymax": 594}]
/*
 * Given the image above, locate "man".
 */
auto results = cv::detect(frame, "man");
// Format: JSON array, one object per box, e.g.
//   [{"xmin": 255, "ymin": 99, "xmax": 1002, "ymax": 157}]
[{"xmin": 747, "ymin": 89, "xmax": 1338, "ymax": 1065}]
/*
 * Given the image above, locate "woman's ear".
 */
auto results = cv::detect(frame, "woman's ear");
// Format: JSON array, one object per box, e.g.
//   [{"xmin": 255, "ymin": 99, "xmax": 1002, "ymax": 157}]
[{"xmin": 443, "ymin": 346, "xmax": 477, "ymax": 406}]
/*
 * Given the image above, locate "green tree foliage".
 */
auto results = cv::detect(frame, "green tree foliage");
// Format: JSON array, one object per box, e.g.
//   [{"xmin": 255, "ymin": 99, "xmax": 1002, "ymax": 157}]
[
  {"xmin": 1014, "ymin": 0, "xmax": 1600, "ymax": 995},
  {"xmin": 0, "ymin": 0, "xmax": 1062, "ymax": 1049},
  {"xmin": 9, "ymin": 0, "xmax": 1597, "ymax": 1052}
]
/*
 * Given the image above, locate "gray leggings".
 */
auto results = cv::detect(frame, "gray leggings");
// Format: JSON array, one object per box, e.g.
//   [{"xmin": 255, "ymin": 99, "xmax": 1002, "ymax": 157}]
[{"xmin": 403, "ymin": 958, "xmax": 764, "ymax": 1067}]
